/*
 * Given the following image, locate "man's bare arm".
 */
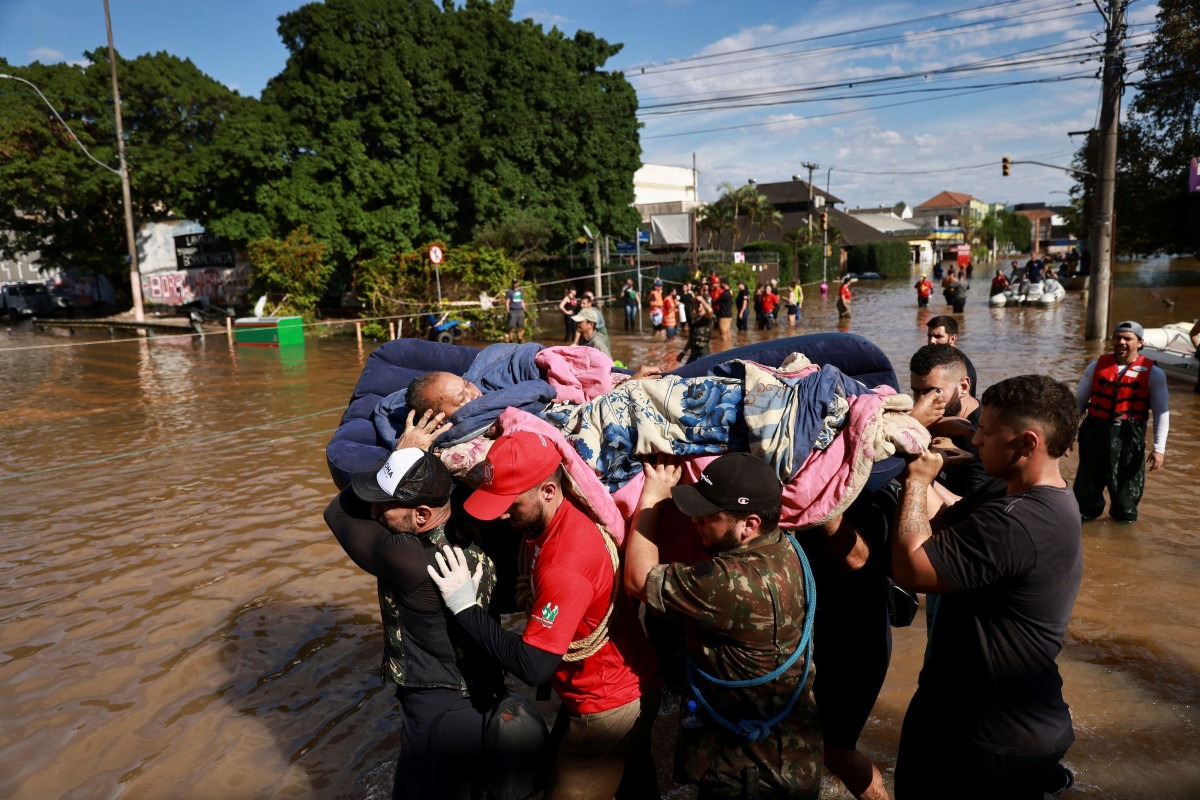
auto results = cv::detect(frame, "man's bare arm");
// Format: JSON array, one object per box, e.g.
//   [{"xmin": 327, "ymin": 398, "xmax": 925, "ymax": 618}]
[
  {"xmin": 892, "ymin": 450, "xmax": 952, "ymax": 592},
  {"xmin": 624, "ymin": 459, "xmax": 681, "ymax": 601}
]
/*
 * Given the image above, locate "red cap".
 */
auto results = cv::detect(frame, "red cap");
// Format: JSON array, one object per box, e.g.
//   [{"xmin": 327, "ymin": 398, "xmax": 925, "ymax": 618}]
[{"xmin": 464, "ymin": 431, "xmax": 562, "ymax": 521}]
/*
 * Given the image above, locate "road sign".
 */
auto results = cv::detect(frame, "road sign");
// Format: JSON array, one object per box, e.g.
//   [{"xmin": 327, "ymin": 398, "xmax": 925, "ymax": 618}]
[{"xmin": 429, "ymin": 245, "xmax": 444, "ymax": 264}]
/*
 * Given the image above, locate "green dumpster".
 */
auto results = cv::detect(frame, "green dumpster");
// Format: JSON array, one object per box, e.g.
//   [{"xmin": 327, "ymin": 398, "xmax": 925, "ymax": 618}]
[{"xmin": 234, "ymin": 316, "xmax": 304, "ymax": 346}]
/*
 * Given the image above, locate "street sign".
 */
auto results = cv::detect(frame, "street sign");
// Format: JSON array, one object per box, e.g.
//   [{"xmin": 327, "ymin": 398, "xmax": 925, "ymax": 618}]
[
  {"xmin": 429, "ymin": 245, "xmax": 444, "ymax": 264},
  {"xmin": 637, "ymin": 229, "xmax": 650, "ymax": 243}
]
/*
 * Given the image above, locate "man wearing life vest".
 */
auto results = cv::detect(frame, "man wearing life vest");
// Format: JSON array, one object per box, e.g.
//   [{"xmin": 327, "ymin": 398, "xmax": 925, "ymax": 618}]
[{"xmin": 1073, "ymin": 320, "xmax": 1170, "ymax": 522}]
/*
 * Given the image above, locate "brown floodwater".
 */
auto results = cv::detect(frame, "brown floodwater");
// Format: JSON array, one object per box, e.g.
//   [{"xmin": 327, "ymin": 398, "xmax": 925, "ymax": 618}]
[{"xmin": 1, "ymin": 256, "xmax": 1197, "ymax": 799}]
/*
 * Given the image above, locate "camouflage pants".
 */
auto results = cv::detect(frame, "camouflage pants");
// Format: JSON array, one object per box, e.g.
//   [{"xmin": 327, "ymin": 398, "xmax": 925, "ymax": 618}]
[{"xmin": 1073, "ymin": 415, "xmax": 1146, "ymax": 522}]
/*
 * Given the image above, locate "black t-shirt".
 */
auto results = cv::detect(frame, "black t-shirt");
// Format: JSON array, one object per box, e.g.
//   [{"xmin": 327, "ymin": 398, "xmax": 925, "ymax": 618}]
[
  {"xmin": 715, "ymin": 290, "xmax": 734, "ymax": 318},
  {"xmin": 916, "ymin": 484, "xmax": 1082, "ymax": 757}
]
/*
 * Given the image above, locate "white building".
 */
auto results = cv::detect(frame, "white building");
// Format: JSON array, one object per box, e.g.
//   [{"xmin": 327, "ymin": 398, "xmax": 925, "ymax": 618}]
[{"xmin": 633, "ymin": 164, "xmax": 702, "ymax": 247}]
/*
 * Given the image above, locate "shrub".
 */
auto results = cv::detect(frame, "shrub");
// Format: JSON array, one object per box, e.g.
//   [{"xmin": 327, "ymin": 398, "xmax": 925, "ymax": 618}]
[{"xmin": 247, "ymin": 226, "xmax": 334, "ymax": 320}]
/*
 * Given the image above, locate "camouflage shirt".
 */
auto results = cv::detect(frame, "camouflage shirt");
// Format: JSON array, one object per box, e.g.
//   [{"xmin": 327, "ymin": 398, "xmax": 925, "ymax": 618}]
[{"xmin": 645, "ymin": 528, "xmax": 821, "ymax": 799}]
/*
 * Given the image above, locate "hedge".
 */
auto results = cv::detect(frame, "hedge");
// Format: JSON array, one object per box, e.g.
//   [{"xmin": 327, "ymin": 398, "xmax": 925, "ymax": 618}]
[{"xmin": 845, "ymin": 240, "xmax": 910, "ymax": 278}]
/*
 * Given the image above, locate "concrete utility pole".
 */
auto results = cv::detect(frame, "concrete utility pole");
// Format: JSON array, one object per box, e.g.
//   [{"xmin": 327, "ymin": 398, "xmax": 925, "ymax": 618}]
[
  {"xmin": 104, "ymin": 0, "xmax": 144, "ymax": 323},
  {"xmin": 802, "ymin": 161, "xmax": 819, "ymax": 242},
  {"xmin": 1086, "ymin": 0, "xmax": 1127, "ymax": 341},
  {"xmin": 822, "ymin": 167, "xmax": 833, "ymax": 285}
]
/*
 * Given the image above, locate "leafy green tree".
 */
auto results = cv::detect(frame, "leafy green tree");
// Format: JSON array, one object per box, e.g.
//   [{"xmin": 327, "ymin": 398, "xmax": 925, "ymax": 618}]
[
  {"xmin": 223, "ymin": 0, "xmax": 641, "ymax": 285},
  {"xmin": 472, "ymin": 211, "xmax": 553, "ymax": 265},
  {"xmin": 1071, "ymin": 0, "xmax": 1200, "ymax": 255},
  {"xmin": 0, "ymin": 53, "xmax": 245, "ymax": 298},
  {"xmin": 979, "ymin": 209, "xmax": 1031, "ymax": 258}
]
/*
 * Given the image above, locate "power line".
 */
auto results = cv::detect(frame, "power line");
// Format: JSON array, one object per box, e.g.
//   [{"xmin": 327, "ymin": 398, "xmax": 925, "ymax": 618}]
[
  {"xmin": 625, "ymin": 0, "xmax": 1065, "ymax": 75},
  {"xmin": 630, "ymin": 2, "xmax": 1091, "ymax": 88}
]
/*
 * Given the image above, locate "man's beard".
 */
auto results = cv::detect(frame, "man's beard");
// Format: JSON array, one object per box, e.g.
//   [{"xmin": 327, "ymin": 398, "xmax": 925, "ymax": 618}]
[{"xmin": 944, "ymin": 390, "xmax": 962, "ymax": 418}]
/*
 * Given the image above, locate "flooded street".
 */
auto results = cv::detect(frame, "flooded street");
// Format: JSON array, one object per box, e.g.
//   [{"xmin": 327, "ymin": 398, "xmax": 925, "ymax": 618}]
[{"xmin": 2, "ymin": 257, "xmax": 1198, "ymax": 799}]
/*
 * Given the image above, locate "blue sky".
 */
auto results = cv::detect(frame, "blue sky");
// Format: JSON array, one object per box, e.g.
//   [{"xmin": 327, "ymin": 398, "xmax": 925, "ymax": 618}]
[{"xmin": 0, "ymin": 0, "xmax": 1162, "ymax": 212}]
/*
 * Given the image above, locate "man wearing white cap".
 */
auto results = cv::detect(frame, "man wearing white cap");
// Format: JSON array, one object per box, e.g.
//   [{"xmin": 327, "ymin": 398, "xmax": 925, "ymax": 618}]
[
  {"xmin": 570, "ymin": 307, "xmax": 611, "ymax": 357},
  {"xmin": 1074, "ymin": 320, "xmax": 1170, "ymax": 522},
  {"xmin": 324, "ymin": 437, "xmax": 505, "ymax": 800},
  {"xmin": 426, "ymin": 430, "xmax": 659, "ymax": 800}
]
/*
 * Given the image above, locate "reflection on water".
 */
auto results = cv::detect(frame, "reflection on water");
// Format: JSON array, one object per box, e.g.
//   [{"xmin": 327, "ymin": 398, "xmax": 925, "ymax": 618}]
[{"xmin": 0, "ymin": 256, "xmax": 1197, "ymax": 799}]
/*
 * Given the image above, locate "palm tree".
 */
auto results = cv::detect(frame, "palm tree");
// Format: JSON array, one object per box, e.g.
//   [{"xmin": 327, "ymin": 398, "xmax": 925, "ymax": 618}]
[
  {"xmin": 697, "ymin": 202, "xmax": 734, "ymax": 250},
  {"xmin": 747, "ymin": 194, "xmax": 783, "ymax": 240},
  {"xmin": 716, "ymin": 182, "xmax": 759, "ymax": 248}
]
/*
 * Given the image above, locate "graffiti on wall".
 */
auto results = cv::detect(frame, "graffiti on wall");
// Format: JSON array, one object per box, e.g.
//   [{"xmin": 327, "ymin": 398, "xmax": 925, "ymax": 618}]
[{"xmin": 142, "ymin": 265, "xmax": 251, "ymax": 306}]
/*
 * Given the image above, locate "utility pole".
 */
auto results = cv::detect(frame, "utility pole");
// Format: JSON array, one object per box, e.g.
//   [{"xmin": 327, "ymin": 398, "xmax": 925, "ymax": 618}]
[
  {"xmin": 802, "ymin": 161, "xmax": 819, "ymax": 242},
  {"xmin": 822, "ymin": 167, "xmax": 833, "ymax": 286},
  {"xmin": 104, "ymin": 0, "xmax": 144, "ymax": 323},
  {"xmin": 1086, "ymin": 0, "xmax": 1127, "ymax": 341}
]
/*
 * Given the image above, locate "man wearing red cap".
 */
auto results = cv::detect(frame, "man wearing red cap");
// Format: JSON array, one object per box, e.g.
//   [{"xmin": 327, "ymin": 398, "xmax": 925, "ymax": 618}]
[
  {"xmin": 426, "ymin": 430, "xmax": 659, "ymax": 800},
  {"xmin": 624, "ymin": 452, "xmax": 824, "ymax": 800}
]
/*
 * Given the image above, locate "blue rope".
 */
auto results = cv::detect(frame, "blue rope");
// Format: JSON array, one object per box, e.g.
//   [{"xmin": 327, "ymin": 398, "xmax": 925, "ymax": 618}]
[{"xmin": 685, "ymin": 533, "xmax": 816, "ymax": 742}]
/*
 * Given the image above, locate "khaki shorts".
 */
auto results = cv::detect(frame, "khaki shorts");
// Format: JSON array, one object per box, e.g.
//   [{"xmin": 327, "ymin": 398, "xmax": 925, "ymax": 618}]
[{"xmin": 547, "ymin": 695, "xmax": 654, "ymax": 800}]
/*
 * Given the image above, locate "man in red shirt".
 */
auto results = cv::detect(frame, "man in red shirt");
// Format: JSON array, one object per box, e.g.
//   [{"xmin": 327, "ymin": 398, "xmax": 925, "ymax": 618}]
[{"xmin": 427, "ymin": 431, "xmax": 660, "ymax": 800}]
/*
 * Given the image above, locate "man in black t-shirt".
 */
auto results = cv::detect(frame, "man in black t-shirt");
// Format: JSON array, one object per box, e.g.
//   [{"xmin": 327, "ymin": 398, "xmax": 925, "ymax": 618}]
[{"xmin": 891, "ymin": 375, "xmax": 1082, "ymax": 800}]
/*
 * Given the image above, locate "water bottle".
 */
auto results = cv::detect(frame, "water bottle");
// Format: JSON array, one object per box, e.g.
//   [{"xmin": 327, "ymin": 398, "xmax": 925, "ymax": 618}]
[{"xmin": 680, "ymin": 699, "xmax": 704, "ymax": 730}]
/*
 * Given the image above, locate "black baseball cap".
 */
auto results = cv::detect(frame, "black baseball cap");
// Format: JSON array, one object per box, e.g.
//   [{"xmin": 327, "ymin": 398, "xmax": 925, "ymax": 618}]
[
  {"xmin": 351, "ymin": 448, "xmax": 453, "ymax": 506},
  {"xmin": 671, "ymin": 453, "xmax": 782, "ymax": 517}
]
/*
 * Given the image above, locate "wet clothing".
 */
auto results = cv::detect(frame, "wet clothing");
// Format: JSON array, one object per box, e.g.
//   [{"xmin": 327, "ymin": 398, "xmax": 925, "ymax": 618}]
[
  {"xmin": 949, "ymin": 279, "xmax": 968, "ymax": 313},
  {"xmin": 915, "ymin": 279, "xmax": 933, "ymax": 307},
  {"xmin": 736, "ymin": 289, "xmax": 750, "ymax": 332},
  {"xmin": 1073, "ymin": 355, "xmax": 1169, "ymax": 521},
  {"xmin": 645, "ymin": 529, "xmax": 822, "ymax": 799},
  {"xmin": 561, "ymin": 295, "xmax": 580, "ymax": 341},
  {"xmin": 896, "ymin": 484, "xmax": 1082, "ymax": 799},
  {"xmin": 623, "ymin": 285, "xmax": 640, "ymax": 330},
  {"xmin": 679, "ymin": 314, "xmax": 713, "ymax": 364},
  {"xmin": 837, "ymin": 283, "xmax": 852, "ymax": 318},
  {"xmin": 324, "ymin": 489, "xmax": 503, "ymax": 800},
  {"xmin": 451, "ymin": 497, "xmax": 659, "ymax": 799}
]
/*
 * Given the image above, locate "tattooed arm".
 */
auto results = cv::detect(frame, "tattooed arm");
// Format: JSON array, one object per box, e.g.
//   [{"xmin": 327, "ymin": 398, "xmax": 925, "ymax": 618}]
[{"xmin": 892, "ymin": 449, "xmax": 954, "ymax": 593}]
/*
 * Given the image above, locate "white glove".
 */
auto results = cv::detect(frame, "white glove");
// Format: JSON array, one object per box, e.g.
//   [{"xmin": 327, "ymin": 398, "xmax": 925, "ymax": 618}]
[{"xmin": 426, "ymin": 545, "xmax": 483, "ymax": 615}]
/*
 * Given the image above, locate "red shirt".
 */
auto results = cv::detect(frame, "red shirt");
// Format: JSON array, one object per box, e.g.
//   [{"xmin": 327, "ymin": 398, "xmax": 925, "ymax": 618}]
[
  {"xmin": 522, "ymin": 499, "xmax": 658, "ymax": 713},
  {"xmin": 761, "ymin": 291, "xmax": 778, "ymax": 314},
  {"xmin": 840, "ymin": 283, "xmax": 852, "ymax": 302}
]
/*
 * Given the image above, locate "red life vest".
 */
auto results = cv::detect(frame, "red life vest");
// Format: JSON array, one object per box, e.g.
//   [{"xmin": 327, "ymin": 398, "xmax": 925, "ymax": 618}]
[
  {"xmin": 1087, "ymin": 353, "xmax": 1155, "ymax": 421},
  {"xmin": 917, "ymin": 280, "xmax": 932, "ymax": 298}
]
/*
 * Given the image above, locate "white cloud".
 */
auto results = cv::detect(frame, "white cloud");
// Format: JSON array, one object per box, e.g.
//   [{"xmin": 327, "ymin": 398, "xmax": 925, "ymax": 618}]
[{"xmin": 30, "ymin": 47, "xmax": 65, "ymax": 62}]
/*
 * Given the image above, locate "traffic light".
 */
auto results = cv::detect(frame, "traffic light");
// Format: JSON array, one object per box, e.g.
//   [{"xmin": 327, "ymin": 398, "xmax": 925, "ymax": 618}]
[
  {"xmin": 1002, "ymin": 156, "xmax": 1011, "ymax": 177},
  {"xmin": 820, "ymin": 212, "xmax": 828, "ymax": 230}
]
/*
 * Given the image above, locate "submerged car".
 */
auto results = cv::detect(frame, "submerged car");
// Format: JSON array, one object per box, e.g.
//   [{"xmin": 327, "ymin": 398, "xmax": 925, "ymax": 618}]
[{"xmin": 1, "ymin": 282, "xmax": 64, "ymax": 319}]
